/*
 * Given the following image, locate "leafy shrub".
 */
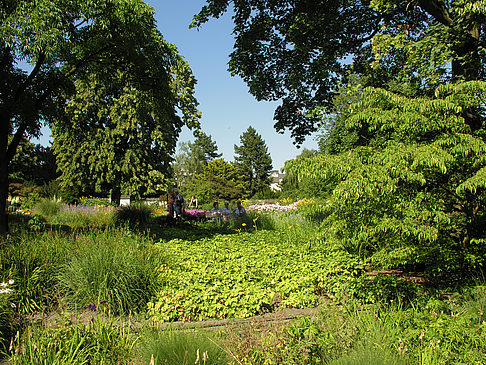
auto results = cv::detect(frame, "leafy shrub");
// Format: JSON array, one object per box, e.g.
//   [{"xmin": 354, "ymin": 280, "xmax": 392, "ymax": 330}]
[
  {"xmin": 78, "ymin": 196, "xmax": 113, "ymax": 207},
  {"xmin": 58, "ymin": 235, "xmax": 160, "ymax": 315},
  {"xmin": 355, "ymin": 274, "xmax": 420, "ymax": 305},
  {"xmin": 114, "ymin": 204, "xmax": 152, "ymax": 227},
  {"xmin": 19, "ymin": 187, "xmax": 42, "ymax": 210},
  {"xmin": 34, "ymin": 197, "xmax": 62, "ymax": 217},
  {"xmin": 9, "ymin": 316, "xmax": 134, "ymax": 364},
  {"xmin": 27, "ymin": 214, "xmax": 47, "ymax": 232},
  {"xmin": 140, "ymin": 329, "xmax": 228, "ymax": 365}
]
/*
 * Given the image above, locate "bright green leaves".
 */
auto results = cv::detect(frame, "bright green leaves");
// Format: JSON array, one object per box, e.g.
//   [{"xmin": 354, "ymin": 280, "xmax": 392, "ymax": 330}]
[{"xmin": 286, "ymin": 81, "xmax": 486, "ymax": 269}]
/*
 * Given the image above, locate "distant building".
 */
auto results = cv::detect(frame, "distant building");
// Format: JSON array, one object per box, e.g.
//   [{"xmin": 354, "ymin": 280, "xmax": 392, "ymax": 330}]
[{"xmin": 269, "ymin": 170, "xmax": 286, "ymax": 191}]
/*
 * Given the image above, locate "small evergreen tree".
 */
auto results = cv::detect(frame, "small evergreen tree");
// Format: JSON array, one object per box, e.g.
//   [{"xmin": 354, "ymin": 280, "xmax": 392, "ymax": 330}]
[
  {"xmin": 172, "ymin": 132, "xmax": 221, "ymax": 188},
  {"xmin": 234, "ymin": 126, "xmax": 273, "ymax": 197}
]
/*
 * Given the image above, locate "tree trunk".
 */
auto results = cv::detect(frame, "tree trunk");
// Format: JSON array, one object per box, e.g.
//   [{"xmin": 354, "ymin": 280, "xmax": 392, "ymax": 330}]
[
  {"xmin": 0, "ymin": 115, "xmax": 9, "ymax": 236},
  {"xmin": 110, "ymin": 186, "xmax": 121, "ymax": 206}
]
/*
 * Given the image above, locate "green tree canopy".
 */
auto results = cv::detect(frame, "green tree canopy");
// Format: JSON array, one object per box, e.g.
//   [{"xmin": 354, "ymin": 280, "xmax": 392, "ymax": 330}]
[
  {"xmin": 193, "ymin": 0, "xmax": 485, "ymax": 142},
  {"xmin": 286, "ymin": 81, "xmax": 486, "ymax": 271},
  {"xmin": 9, "ymin": 136, "xmax": 57, "ymax": 187},
  {"xmin": 52, "ymin": 32, "xmax": 199, "ymax": 204},
  {"xmin": 185, "ymin": 158, "xmax": 246, "ymax": 204},
  {"xmin": 234, "ymin": 126, "xmax": 273, "ymax": 197},
  {"xmin": 172, "ymin": 132, "xmax": 221, "ymax": 189},
  {"xmin": 193, "ymin": 131, "xmax": 222, "ymax": 163},
  {"xmin": 0, "ymin": 0, "xmax": 200, "ymax": 226}
]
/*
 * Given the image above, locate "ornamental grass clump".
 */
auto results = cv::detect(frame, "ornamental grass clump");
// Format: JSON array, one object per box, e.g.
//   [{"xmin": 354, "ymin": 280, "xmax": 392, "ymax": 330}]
[
  {"xmin": 34, "ymin": 197, "xmax": 63, "ymax": 217},
  {"xmin": 9, "ymin": 316, "xmax": 134, "ymax": 364},
  {"xmin": 57, "ymin": 233, "xmax": 160, "ymax": 315},
  {"xmin": 0, "ymin": 280, "xmax": 15, "ymax": 354},
  {"xmin": 114, "ymin": 203, "xmax": 152, "ymax": 228},
  {"xmin": 140, "ymin": 328, "xmax": 228, "ymax": 365}
]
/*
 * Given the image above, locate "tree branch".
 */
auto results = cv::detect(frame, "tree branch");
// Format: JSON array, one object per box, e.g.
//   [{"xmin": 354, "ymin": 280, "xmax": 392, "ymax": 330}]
[
  {"xmin": 417, "ymin": 0, "xmax": 453, "ymax": 27},
  {"xmin": 12, "ymin": 52, "xmax": 46, "ymax": 105}
]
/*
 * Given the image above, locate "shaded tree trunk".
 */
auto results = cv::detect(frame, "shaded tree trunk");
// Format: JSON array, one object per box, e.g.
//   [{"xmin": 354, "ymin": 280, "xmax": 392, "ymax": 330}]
[
  {"xmin": 110, "ymin": 186, "xmax": 121, "ymax": 206},
  {"xmin": 0, "ymin": 114, "xmax": 9, "ymax": 236}
]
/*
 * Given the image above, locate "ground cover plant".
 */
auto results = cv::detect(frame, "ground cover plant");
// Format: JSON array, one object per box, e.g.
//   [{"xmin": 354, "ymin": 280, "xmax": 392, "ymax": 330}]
[{"xmin": 147, "ymin": 212, "xmax": 364, "ymax": 322}]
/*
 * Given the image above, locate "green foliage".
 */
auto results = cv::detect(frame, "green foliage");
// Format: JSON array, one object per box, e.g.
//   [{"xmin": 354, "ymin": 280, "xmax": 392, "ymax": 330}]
[
  {"xmin": 16, "ymin": 186, "xmax": 42, "ymax": 211},
  {"xmin": 148, "ymin": 228, "xmax": 364, "ymax": 322},
  {"xmin": 185, "ymin": 158, "xmax": 246, "ymax": 203},
  {"xmin": 193, "ymin": 0, "xmax": 485, "ymax": 142},
  {"xmin": 52, "ymin": 30, "xmax": 200, "ymax": 200},
  {"xmin": 9, "ymin": 316, "xmax": 134, "ymax": 365},
  {"xmin": 173, "ymin": 132, "xmax": 222, "ymax": 189},
  {"xmin": 34, "ymin": 198, "xmax": 62, "ymax": 217},
  {"xmin": 234, "ymin": 126, "xmax": 273, "ymax": 197},
  {"xmin": 78, "ymin": 197, "xmax": 113, "ymax": 207},
  {"xmin": 140, "ymin": 329, "xmax": 228, "ymax": 365},
  {"xmin": 186, "ymin": 158, "xmax": 245, "ymax": 203},
  {"xmin": 8, "ymin": 137, "xmax": 58, "ymax": 186},
  {"xmin": 286, "ymin": 81, "xmax": 486, "ymax": 271},
  {"xmin": 114, "ymin": 204, "xmax": 153, "ymax": 228},
  {"xmin": 233, "ymin": 288, "xmax": 486, "ymax": 364},
  {"xmin": 57, "ymin": 233, "xmax": 160, "ymax": 315},
  {"xmin": 0, "ymin": 282, "xmax": 15, "ymax": 355}
]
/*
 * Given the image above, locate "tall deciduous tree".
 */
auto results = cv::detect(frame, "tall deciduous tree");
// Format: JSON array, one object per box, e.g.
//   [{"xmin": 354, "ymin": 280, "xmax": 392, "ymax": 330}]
[
  {"xmin": 0, "ymin": 0, "xmax": 199, "ymax": 232},
  {"xmin": 234, "ymin": 126, "xmax": 273, "ymax": 197},
  {"xmin": 193, "ymin": 0, "xmax": 485, "ymax": 142},
  {"xmin": 52, "ymin": 33, "xmax": 199, "ymax": 205}
]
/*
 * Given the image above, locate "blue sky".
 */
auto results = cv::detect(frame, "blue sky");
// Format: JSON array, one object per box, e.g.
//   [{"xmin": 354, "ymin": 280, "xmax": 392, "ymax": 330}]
[
  {"xmin": 146, "ymin": 0, "xmax": 319, "ymax": 170},
  {"xmin": 35, "ymin": 0, "xmax": 319, "ymax": 170}
]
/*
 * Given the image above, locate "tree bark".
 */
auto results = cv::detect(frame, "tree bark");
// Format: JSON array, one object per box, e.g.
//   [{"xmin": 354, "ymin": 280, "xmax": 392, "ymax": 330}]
[
  {"xmin": 110, "ymin": 186, "xmax": 121, "ymax": 206},
  {"xmin": 0, "ymin": 113, "xmax": 9, "ymax": 236}
]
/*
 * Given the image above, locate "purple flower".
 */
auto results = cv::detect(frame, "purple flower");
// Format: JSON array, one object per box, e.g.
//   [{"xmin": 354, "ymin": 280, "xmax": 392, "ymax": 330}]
[
  {"xmin": 88, "ymin": 302, "xmax": 96, "ymax": 311},
  {"xmin": 100, "ymin": 300, "xmax": 107, "ymax": 304}
]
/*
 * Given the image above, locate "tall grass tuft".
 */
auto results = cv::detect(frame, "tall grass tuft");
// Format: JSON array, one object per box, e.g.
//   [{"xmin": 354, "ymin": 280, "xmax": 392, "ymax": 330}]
[
  {"xmin": 140, "ymin": 328, "xmax": 228, "ymax": 365},
  {"xmin": 34, "ymin": 197, "xmax": 63, "ymax": 217},
  {"xmin": 9, "ymin": 316, "xmax": 134, "ymax": 364},
  {"xmin": 1, "ymin": 231, "xmax": 77, "ymax": 314},
  {"xmin": 114, "ymin": 203, "xmax": 152, "ymax": 228},
  {"xmin": 57, "ymin": 230, "xmax": 161, "ymax": 315}
]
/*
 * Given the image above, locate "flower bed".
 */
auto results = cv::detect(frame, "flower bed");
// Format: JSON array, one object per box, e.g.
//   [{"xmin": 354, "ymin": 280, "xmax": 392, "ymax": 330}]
[{"xmin": 246, "ymin": 199, "xmax": 314, "ymax": 213}]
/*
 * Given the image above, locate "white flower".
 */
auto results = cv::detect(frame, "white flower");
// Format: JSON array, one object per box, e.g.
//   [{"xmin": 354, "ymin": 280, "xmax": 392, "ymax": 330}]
[
  {"xmin": 0, "ymin": 282, "xmax": 7, "ymax": 288},
  {"xmin": 0, "ymin": 289, "xmax": 13, "ymax": 294},
  {"xmin": 8, "ymin": 280, "xmax": 14, "ymax": 285}
]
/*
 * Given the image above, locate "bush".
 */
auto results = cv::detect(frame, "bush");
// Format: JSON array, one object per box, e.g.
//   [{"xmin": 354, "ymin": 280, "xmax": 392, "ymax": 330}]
[
  {"xmin": 114, "ymin": 204, "xmax": 152, "ymax": 227},
  {"xmin": 34, "ymin": 198, "xmax": 62, "ymax": 217},
  {"xmin": 57, "ymin": 234, "xmax": 160, "ymax": 315},
  {"xmin": 140, "ymin": 329, "xmax": 228, "ymax": 365},
  {"xmin": 78, "ymin": 196, "xmax": 114, "ymax": 207}
]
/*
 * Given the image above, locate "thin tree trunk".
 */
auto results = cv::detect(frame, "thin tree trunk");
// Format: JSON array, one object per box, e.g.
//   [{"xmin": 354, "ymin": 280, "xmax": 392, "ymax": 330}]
[{"xmin": 0, "ymin": 114, "xmax": 9, "ymax": 236}]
